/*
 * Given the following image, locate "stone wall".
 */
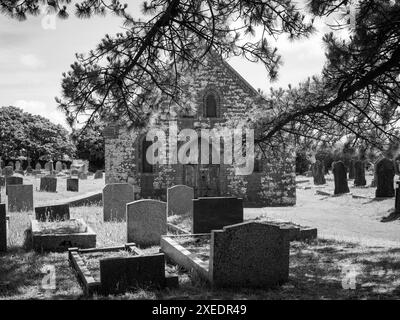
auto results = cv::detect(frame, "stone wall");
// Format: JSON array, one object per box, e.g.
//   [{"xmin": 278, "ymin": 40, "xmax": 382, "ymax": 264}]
[{"xmin": 104, "ymin": 53, "xmax": 296, "ymax": 206}]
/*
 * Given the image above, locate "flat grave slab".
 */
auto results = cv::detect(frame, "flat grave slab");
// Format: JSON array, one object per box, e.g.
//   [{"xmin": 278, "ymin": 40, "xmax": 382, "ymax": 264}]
[
  {"xmin": 68, "ymin": 243, "xmax": 178, "ymax": 295},
  {"xmin": 31, "ymin": 217, "xmax": 96, "ymax": 252}
]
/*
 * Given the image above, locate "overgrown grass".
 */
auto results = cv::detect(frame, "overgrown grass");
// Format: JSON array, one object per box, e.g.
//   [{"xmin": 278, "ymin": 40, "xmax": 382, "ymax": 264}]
[{"xmin": 2, "ymin": 205, "xmax": 400, "ymax": 299}]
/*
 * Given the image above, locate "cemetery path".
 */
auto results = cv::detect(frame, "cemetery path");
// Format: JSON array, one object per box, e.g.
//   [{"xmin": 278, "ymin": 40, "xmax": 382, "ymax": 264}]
[{"xmin": 245, "ymin": 175, "xmax": 400, "ymax": 248}]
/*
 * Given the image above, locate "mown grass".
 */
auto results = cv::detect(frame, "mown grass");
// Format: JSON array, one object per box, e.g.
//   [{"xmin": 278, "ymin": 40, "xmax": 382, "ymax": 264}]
[{"xmin": 2, "ymin": 205, "xmax": 400, "ymax": 299}]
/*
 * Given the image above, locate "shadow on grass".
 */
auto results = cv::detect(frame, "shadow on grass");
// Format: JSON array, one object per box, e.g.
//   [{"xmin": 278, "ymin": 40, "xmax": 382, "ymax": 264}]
[
  {"xmin": 159, "ymin": 239, "xmax": 400, "ymax": 300},
  {"xmin": 0, "ymin": 247, "xmax": 82, "ymax": 299}
]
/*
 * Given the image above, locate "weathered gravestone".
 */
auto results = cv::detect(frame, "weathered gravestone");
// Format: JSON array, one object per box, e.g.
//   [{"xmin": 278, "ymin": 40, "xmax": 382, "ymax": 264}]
[
  {"xmin": 0, "ymin": 204, "xmax": 6, "ymax": 252},
  {"xmin": 5, "ymin": 176, "xmax": 23, "ymax": 195},
  {"xmin": 348, "ymin": 160, "xmax": 355, "ymax": 179},
  {"xmin": 67, "ymin": 178, "xmax": 79, "ymax": 192},
  {"xmin": 312, "ymin": 160, "xmax": 326, "ymax": 185},
  {"xmin": 332, "ymin": 161, "xmax": 350, "ymax": 195},
  {"xmin": 8, "ymin": 184, "xmax": 34, "ymax": 212},
  {"xmin": 167, "ymin": 185, "xmax": 194, "ymax": 216},
  {"xmin": 32, "ymin": 170, "xmax": 41, "ymax": 177},
  {"xmin": 192, "ymin": 197, "xmax": 243, "ymax": 234},
  {"xmin": 4, "ymin": 166, "xmax": 13, "ymax": 177},
  {"xmin": 395, "ymin": 160, "xmax": 400, "ymax": 176},
  {"xmin": 103, "ymin": 183, "xmax": 135, "ymax": 221},
  {"xmin": 375, "ymin": 158, "xmax": 395, "ymax": 198},
  {"xmin": 127, "ymin": 199, "xmax": 167, "ymax": 246},
  {"xmin": 62, "ymin": 163, "xmax": 67, "ymax": 171},
  {"xmin": 210, "ymin": 222, "xmax": 290, "ymax": 288},
  {"xmin": 40, "ymin": 176, "xmax": 57, "ymax": 192},
  {"xmin": 26, "ymin": 166, "xmax": 32, "ymax": 174},
  {"xmin": 7, "ymin": 162, "xmax": 14, "ymax": 169},
  {"xmin": 14, "ymin": 170, "xmax": 24, "ymax": 176},
  {"xmin": 0, "ymin": 176, "xmax": 5, "ymax": 187},
  {"xmin": 35, "ymin": 204, "xmax": 70, "ymax": 222},
  {"xmin": 15, "ymin": 161, "xmax": 21, "ymax": 171},
  {"xmin": 354, "ymin": 160, "xmax": 367, "ymax": 186},
  {"xmin": 78, "ymin": 172, "xmax": 87, "ymax": 180},
  {"xmin": 395, "ymin": 181, "xmax": 400, "ymax": 213},
  {"xmin": 94, "ymin": 170, "xmax": 103, "ymax": 179},
  {"xmin": 35, "ymin": 163, "xmax": 42, "ymax": 170},
  {"xmin": 44, "ymin": 161, "xmax": 51, "ymax": 172},
  {"xmin": 55, "ymin": 161, "xmax": 62, "ymax": 172}
]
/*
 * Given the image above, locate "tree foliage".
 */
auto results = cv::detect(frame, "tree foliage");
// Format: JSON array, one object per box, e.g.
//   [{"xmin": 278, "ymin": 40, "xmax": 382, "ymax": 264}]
[
  {"xmin": 0, "ymin": 106, "xmax": 76, "ymax": 162},
  {"xmin": 2, "ymin": 0, "xmax": 400, "ymax": 156},
  {"xmin": 71, "ymin": 122, "xmax": 105, "ymax": 171}
]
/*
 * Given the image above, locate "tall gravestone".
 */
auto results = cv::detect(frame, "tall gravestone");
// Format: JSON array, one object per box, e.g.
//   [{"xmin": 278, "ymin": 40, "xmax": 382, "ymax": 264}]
[
  {"xmin": 103, "ymin": 183, "xmax": 135, "ymax": 221},
  {"xmin": 8, "ymin": 185, "xmax": 34, "ymax": 212},
  {"xmin": 348, "ymin": 160, "xmax": 355, "ymax": 179},
  {"xmin": 127, "ymin": 199, "xmax": 167, "ymax": 246},
  {"xmin": 395, "ymin": 181, "xmax": 400, "ymax": 213},
  {"xmin": 167, "ymin": 185, "xmax": 194, "ymax": 216},
  {"xmin": 0, "ymin": 204, "xmax": 6, "ymax": 252},
  {"xmin": 210, "ymin": 222, "xmax": 290, "ymax": 288},
  {"xmin": 40, "ymin": 176, "xmax": 57, "ymax": 192},
  {"xmin": 375, "ymin": 158, "xmax": 395, "ymax": 198},
  {"xmin": 78, "ymin": 172, "xmax": 87, "ymax": 180},
  {"xmin": 94, "ymin": 170, "xmax": 103, "ymax": 179},
  {"xmin": 15, "ymin": 161, "xmax": 21, "ymax": 171},
  {"xmin": 354, "ymin": 160, "xmax": 367, "ymax": 186},
  {"xmin": 67, "ymin": 178, "xmax": 79, "ymax": 192},
  {"xmin": 4, "ymin": 166, "xmax": 13, "ymax": 177},
  {"xmin": 312, "ymin": 160, "xmax": 326, "ymax": 185},
  {"xmin": 5, "ymin": 176, "xmax": 23, "ymax": 195},
  {"xmin": 192, "ymin": 197, "xmax": 244, "ymax": 233},
  {"xmin": 55, "ymin": 161, "xmax": 62, "ymax": 172},
  {"xmin": 332, "ymin": 161, "xmax": 350, "ymax": 195}
]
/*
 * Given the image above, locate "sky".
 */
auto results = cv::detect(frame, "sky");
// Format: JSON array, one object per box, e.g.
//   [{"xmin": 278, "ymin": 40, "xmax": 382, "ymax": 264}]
[{"xmin": 0, "ymin": 1, "xmax": 332, "ymax": 129}]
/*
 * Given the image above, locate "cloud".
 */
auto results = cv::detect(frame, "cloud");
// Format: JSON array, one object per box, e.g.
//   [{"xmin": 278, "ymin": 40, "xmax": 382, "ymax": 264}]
[
  {"xmin": 14, "ymin": 100, "xmax": 66, "ymax": 127},
  {"xmin": 19, "ymin": 54, "xmax": 44, "ymax": 69}
]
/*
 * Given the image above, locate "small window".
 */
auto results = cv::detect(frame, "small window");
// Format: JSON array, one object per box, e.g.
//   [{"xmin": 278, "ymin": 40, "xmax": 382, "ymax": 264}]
[
  {"xmin": 205, "ymin": 93, "xmax": 217, "ymax": 118},
  {"xmin": 142, "ymin": 140, "xmax": 153, "ymax": 173}
]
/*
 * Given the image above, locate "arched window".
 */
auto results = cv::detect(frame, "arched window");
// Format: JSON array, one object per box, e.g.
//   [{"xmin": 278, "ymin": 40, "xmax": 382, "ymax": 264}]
[
  {"xmin": 205, "ymin": 93, "xmax": 217, "ymax": 118},
  {"xmin": 142, "ymin": 139, "xmax": 153, "ymax": 173}
]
